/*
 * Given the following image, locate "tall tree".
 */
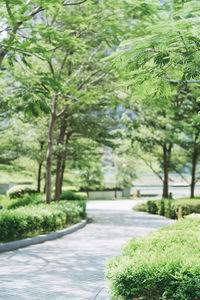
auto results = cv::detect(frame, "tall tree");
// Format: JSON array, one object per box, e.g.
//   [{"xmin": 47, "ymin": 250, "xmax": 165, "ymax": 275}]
[
  {"xmin": 107, "ymin": 0, "xmax": 200, "ymax": 198},
  {"xmin": 9, "ymin": 0, "xmax": 128, "ymax": 203}
]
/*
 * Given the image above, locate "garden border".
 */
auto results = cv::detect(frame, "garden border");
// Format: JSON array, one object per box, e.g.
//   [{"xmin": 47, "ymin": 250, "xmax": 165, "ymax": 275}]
[{"xmin": 0, "ymin": 219, "xmax": 87, "ymax": 253}]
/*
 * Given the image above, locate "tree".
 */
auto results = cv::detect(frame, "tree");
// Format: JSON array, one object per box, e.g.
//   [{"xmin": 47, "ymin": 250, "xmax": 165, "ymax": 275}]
[
  {"xmin": 107, "ymin": 0, "xmax": 200, "ymax": 198},
  {"xmin": 112, "ymin": 138, "xmax": 138, "ymax": 189},
  {"xmin": 172, "ymin": 85, "xmax": 200, "ymax": 198},
  {"xmin": 54, "ymin": 104, "xmax": 117, "ymax": 200},
  {"xmin": 9, "ymin": 0, "xmax": 128, "ymax": 203}
]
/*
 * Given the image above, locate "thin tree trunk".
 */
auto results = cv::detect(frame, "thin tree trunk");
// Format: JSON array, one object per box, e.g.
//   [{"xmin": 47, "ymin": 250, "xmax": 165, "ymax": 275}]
[
  {"xmin": 55, "ymin": 122, "xmax": 67, "ymax": 201},
  {"xmin": 59, "ymin": 132, "xmax": 73, "ymax": 194},
  {"xmin": 190, "ymin": 148, "xmax": 198, "ymax": 198},
  {"xmin": 46, "ymin": 113, "xmax": 57, "ymax": 204},
  {"xmin": 37, "ymin": 140, "xmax": 45, "ymax": 193},
  {"xmin": 162, "ymin": 144, "xmax": 172, "ymax": 199},
  {"xmin": 37, "ymin": 163, "xmax": 42, "ymax": 193},
  {"xmin": 60, "ymin": 159, "xmax": 66, "ymax": 193},
  {"xmin": 43, "ymin": 173, "xmax": 46, "ymax": 194}
]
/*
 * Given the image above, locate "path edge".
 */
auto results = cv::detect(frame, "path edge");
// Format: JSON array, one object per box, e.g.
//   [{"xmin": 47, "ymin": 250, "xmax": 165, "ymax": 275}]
[{"xmin": 0, "ymin": 219, "xmax": 87, "ymax": 253}]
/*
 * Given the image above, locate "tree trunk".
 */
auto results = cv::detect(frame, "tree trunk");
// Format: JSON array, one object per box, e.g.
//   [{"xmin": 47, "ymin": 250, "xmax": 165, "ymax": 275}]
[
  {"xmin": 162, "ymin": 144, "xmax": 172, "ymax": 199},
  {"xmin": 37, "ymin": 163, "xmax": 42, "ymax": 193},
  {"xmin": 54, "ymin": 123, "xmax": 67, "ymax": 201},
  {"xmin": 37, "ymin": 140, "xmax": 45, "ymax": 193},
  {"xmin": 46, "ymin": 113, "xmax": 57, "ymax": 204},
  {"xmin": 43, "ymin": 173, "xmax": 46, "ymax": 194},
  {"xmin": 59, "ymin": 132, "xmax": 72, "ymax": 194},
  {"xmin": 190, "ymin": 148, "xmax": 198, "ymax": 198},
  {"xmin": 60, "ymin": 159, "xmax": 66, "ymax": 193}
]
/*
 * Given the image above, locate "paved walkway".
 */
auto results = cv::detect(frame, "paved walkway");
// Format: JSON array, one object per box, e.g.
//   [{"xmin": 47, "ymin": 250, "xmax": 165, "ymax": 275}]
[{"xmin": 0, "ymin": 200, "xmax": 174, "ymax": 300}]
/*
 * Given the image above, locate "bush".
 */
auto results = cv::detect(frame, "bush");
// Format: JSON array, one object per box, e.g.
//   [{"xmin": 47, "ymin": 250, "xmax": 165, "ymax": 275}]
[
  {"xmin": 106, "ymin": 216, "xmax": 200, "ymax": 300},
  {"xmin": 147, "ymin": 200, "xmax": 158, "ymax": 214},
  {"xmin": 7, "ymin": 194, "xmax": 44, "ymax": 210},
  {"xmin": 60, "ymin": 190, "xmax": 86, "ymax": 201},
  {"xmin": 134, "ymin": 198, "xmax": 200, "ymax": 219},
  {"xmin": 0, "ymin": 200, "xmax": 86, "ymax": 242},
  {"xmin": 7, "ymin": 185, "xmax": 37, "ymax": 199}
]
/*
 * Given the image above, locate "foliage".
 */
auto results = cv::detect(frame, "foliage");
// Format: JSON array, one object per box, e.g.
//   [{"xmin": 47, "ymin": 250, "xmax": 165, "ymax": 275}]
[
  {"xmin": 134, "ymin": 198, "xmax": 200, "ymax": 219},
  {"xmin": 7, "ymin": 185, "xmax": 37, "ymax": 199},
  {"xmin": 106, "ymin": 216, "xmax": 200, "ymax": 300},
  {"xmin": 0, "ymin": 200, "xmax": 86, "ymax": 242},
  {"xmin": 7, "ymin": 193, "xmax": 45, "ymax": 210},
  {"xmin": 59, "ymin": 190, "xmax": 86, "ymax": 201},
  {"xmin": 112, "ymin": 137, "xmax": 138, "ymax": 188},
  {"xmin": 106, "ymin": 0, "xmax": 200, "ymax": 198}
]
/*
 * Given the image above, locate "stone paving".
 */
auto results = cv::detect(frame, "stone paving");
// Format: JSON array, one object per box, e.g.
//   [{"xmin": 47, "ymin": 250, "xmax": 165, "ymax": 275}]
[{"xmin": 0, "ymin": 200, "xmax": 174, "ymax": 300}]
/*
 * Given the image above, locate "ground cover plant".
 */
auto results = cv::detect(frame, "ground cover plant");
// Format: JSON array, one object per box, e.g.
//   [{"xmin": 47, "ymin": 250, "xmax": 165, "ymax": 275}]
[
  {"xmin": 106, "ymin": 216, "xmax": 200, "ymax": 300},
  {"xmin": 134, "ymin": 198, "xmax": 200, "ymax": 219}
]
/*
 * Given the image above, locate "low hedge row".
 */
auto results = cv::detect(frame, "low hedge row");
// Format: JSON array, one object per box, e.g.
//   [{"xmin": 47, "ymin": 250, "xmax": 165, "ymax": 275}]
[
  {"xmin": 134, "ymin": 198, "xmax": 200, "ymax": 219},
  {"xmin": 7, "ymin": 185, "xmax": 37, "ymax": 199},
  {"xmin": 106, "ymin": 216, "xmax": 200, "ymax": 300},
  {"xmin": 0, "ymin": 200, "xmax": 86, "ymax": 242},
  {"xmin": 60, "ymin": 190, "xmax": 86, "ymax": 201},
  {"xmin": 7, "ymin": 194, "xmax": 45, "ymax": 210}
]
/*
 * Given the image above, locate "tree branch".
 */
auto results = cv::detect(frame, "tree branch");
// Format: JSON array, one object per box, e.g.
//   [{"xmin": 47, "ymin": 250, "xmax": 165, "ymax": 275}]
[
  {"xmin": 58, "ymin": 51, "xmax": 70, "ymax": 78},
  {"xmin": 137, "ymin": 153, "xmax": 163, "ymax": 182},
  {"xmin": 87, "ymin": 73, "xmax": 107, "ymax": 86},
  {"xmin": 5, "ymin": 1, "xmax": 14, "ymax": 21},
  {"xmin": 63, "ymin": 0, "xmax": 88, "ymax": 6},
  {"xmin": 77, "ymin": 70, "xmax": 102, "ymax": 90},
  {"xmin": 56, "ymin": 104, "xmax": 69, "ymax": 119},
  {"xmin": 48, "ymin": 60, "xmax": 55, "ymax": 77},
  {"xmin": 167, "ymin": 79, "xmax": 200, "ymax": 85}
]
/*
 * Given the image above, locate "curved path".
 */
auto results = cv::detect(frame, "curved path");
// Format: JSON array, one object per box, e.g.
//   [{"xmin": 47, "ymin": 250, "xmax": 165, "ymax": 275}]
[{"xmin": 0, "ymin": 200, "xmax": 174, "ymax": 300}]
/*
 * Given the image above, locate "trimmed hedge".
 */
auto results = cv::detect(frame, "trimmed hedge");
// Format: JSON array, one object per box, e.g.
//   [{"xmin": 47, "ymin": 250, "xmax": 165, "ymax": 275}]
[
  {"xmin": 134, "ymin": 198, "xmax": 200, "ymax": 219},
  {"xmin": 60, "ymin": 190, "xmax": 86, "ymax": 201},
  {"xmin": 0, "ymin": 200, "xmax": 86, "ymax": 242},
  {"xmin": 7, "ymin": 185, "xmax": 37, "ymax": 199},
  {"xmin": 106, "ymin": 216, "xmax": 200, "ymax": 300},
  {"xmin": 7, "ymin": 194, "xmax": 45, "ymax": 210}
]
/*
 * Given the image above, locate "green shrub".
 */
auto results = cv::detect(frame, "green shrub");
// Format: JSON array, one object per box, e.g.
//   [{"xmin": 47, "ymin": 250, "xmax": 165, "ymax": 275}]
[
  {"xmin": 7, "ymin": 185, "xmax": 37, "ymax": 199},
  {"xmin": 0, "ymin": 204, "xmax": 4, "ymax": 210},
  {"xmin": 134, "ymin": 198, "xmax": 200, "ymax": 219},
  {"xmin": 147, "ymin": 200, "xmax": 158, "ymax": 214},
  {"xmin": 106, "ymin": 216, "xmax": 200, "ymax": 300},
  {"xmin": 158, "ymin": 199, "xmax": 165, "ymax": 216},
  {"xmin": 7, "ymin": 194, "xmax": 44, "ymax": 210},
  {"xmin": 60, "ymin": 190, "xmax": 86, "ymax": 201},
  {"xmin": 0, "ymin": 200, "xmax": 86, "ymax": 242}
]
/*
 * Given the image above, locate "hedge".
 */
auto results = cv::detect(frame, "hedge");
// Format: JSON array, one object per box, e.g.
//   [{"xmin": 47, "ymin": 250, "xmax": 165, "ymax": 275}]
[
  {"xmin": 59, "ymin": 190, "xmax": 86, "ymax": 201},
  {"xmin": 134, "ymin": 198, "xmax": 200, "ymax": 219},
  {"xmin": 7, "ymin": 185, "xmax": 37, "ymax": 199},
  {"xmin": 7, "ymin": 194, "xmax": 45, "ymax": 210},
  {"xmin": 0, "ymin": 200, "xmax": 86, "ymax": 242},
  {"xmin": 106, "ymin": 216, "xmax": 200, "ymax": 300}
]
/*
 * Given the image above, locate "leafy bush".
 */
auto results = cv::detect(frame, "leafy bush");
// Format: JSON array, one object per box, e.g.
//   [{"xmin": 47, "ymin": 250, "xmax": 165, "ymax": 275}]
[
  {"xmin": 60, "ymin": 190, "xmax": 86, "ymax": 201},
  {"xmin": 106, "ymin": 216, "xmax": 200, "ymax": 300},
  {"xmin": 7, "ymin": 194, "xmax": 44, "ymax": 210},
  {"xmin": 147, "ymin": 200, "xmax": 158, "ymax": 214},
  {"xmin": 0, "ymin": 200, "xmax": 86, "ymax": 242},
  {"xmin": 134, "ymin": 198, "xmax": 200, "ymax": 219},
  {"xmin": 0, "ymin": 204, "xmax": 4, "ymax": 210},
  {"xmin": 7, "ymin": 185, "xmax": 37, "ymax": 199}
]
